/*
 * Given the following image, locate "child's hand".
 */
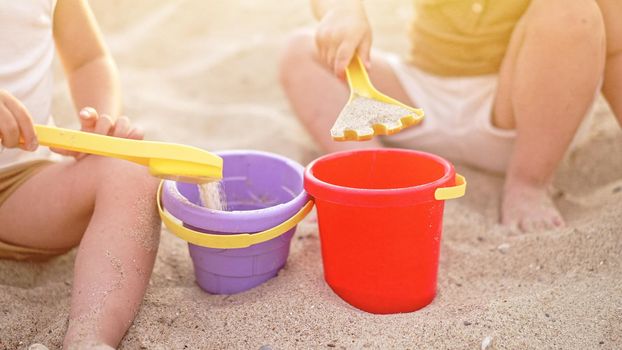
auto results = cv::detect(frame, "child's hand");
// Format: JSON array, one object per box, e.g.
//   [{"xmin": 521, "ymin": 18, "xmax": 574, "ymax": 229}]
[
  {"xmin": 77, "ymin": 107, "xmax": 144, "ymax": 140},
  {"xmin": 52, "ymin": 107, "xmax": 144, "ymax": 159},
  {"xmin": 315, "ymin": 1, "xmax": 372, "ymax": 78},
  {"xmin": 0, "ymin": 90, "xmax": 38, "ymax": 151}
]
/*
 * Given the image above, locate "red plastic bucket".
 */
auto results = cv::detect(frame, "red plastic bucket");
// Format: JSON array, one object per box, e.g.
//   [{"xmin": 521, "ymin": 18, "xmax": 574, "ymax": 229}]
[{"xmin": 304, "ymin": 148, "xmax": 466, "ymax": 314}]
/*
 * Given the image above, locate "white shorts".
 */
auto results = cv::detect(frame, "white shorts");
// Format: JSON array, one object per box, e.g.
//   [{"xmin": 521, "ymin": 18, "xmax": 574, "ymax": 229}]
[
  {"xmin": 381, "ymin": 54, "xmax": 595, "ymax": 174},
  {"xmin": 383, "ymin": 54, "xmax": 516, "ymax": 173}
]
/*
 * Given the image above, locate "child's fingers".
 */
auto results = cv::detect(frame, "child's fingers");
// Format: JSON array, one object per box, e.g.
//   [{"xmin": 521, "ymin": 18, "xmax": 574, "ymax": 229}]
[
  {"xmin": 0, "ymin": 104, "xmax": 20, "ymax": 148},
  {"xmin": 315, "ymin": 28, "xmax": 329, "ymax": 67},
  {"xmin": 53, "ymin": 107, "xmax": 100, "ymax": 159},
  {"xmin": 53, "ymin": 107, "xmax": 104, "ymax": 159},
  {"xmin": 93, "ymin": 114, "xmax": 114, "ymax": 136},
  {"xmin": 3, "ymin": 96, "xmax": 37, "ymax": 151},
  {"xmin": 357, "ymin": 33, "xmax": 373, "ymax": 69},
  {"xmin": 334, "ymin": 41, "xmax": 358, "ymax": 78},
  {"xmin": 316, "ymin": 28, "xmax": 341, "ymax": 71},
  {"xmin": 49, "ymin": 147, "xmax": 78, "ymax": 158},
  {"xmin": 79, "ymin": 107, "xmax": 99, "ymax": 131},
  {"xmin": 318, "ymin": 44, "xmax": 331, "ymax": 70},
  {"xmin": 111, "ymin": 116, "xmax": 131, "ymax": 138},
  {"xmin": 126, "ymin": 125, "xmax": 144, "ymax": 140},
  {"xmin": 325, "ymin": 42, "xmax": 339, "ymax": 74}
]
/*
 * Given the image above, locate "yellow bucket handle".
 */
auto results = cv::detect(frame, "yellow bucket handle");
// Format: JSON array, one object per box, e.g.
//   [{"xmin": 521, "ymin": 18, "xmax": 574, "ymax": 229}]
[
  {"xmin": 434, "ymin": 174, "xmax": 466, "ymax": 200},
  {"xmin": 157, "ymin": 182, "xmax": 314, "ymax": 249}
]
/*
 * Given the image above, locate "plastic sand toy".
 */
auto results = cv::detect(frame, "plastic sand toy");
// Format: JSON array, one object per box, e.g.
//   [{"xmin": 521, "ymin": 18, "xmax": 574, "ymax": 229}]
[
  {"xmin": 33, "ymin": 124, "xmax": 222, "ymax": 183},
  {"xmin": 330, "ymin": 56, "xmax": 424, "ymax": 141},
  {"xmin": 159, "ymin": 150, "xmax": 313, "ymax": 294},
  {"xmin": 304, "ymin": 148, "xmax": 466, "ymax": 314}
]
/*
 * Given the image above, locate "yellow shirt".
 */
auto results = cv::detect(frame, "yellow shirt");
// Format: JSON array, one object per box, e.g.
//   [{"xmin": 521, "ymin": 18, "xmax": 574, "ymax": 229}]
[{"xmin": 410, "ymin": 0, "xmax": 531, "ymax": 76}]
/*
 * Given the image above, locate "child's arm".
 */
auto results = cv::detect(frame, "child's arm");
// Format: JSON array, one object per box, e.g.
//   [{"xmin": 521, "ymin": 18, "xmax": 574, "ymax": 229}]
[
  {"xmin": 52, "ymin": 0, "xmax": 142, "ymax": 158},
  {"xmin": 53, "ymin": 0, "xmax": 121, "ymax": 126},
  {"xmin": 311, "ymin": 0, "xmax": 372, "ymax": 78}
]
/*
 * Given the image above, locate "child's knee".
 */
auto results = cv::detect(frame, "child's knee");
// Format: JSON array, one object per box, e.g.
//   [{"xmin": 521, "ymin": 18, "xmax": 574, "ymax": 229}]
[
  {"xmin": 90, "ymin": 157, "xmax": 159, "ymax": 195},
  {"xmin": 279, "ymin": 30, "xmax": 316, "ymax": 80}
]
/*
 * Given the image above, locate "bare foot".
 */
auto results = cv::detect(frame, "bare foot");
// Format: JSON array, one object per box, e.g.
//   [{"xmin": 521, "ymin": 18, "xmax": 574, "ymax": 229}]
[
  {"xmin": 65, "ymin": 341, "xmax": 115, "ymax": 350},
  {"xmin": 501, "ymin": 179, "xmax": 565, "ymax": 232}
]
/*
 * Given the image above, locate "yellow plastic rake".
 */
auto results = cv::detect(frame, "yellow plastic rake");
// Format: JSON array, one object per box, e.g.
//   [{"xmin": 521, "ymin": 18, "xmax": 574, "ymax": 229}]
[
  {"xmin": 33, "ymin": 125, "xmax": 222, "ymax": 183},
  {"xmin": 330, "ymin": 56, "xmax": 424, "ymax": 141}
]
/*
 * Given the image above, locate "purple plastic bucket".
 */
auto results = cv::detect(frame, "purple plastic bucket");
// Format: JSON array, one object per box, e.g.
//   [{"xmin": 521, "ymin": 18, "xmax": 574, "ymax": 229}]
[{"xmin": 161, "ymin": 150, "xmax": 308, "ymax": 294}]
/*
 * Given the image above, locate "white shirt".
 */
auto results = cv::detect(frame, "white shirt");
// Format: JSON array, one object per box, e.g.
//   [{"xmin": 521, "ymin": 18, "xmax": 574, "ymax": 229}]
[{"xmin": 0, "ymin": 0, "xmax": 57, "ymax": 170}]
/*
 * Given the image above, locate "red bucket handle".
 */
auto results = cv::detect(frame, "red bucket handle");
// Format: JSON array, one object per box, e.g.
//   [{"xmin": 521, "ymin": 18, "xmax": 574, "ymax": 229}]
[{"xmin": 434, "ymin": 174, "xmax": 466, "ymax": 200}]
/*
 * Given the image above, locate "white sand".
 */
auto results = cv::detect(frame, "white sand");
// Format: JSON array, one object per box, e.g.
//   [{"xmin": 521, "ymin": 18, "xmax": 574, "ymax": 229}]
[
  {"xmin": 331, "ymin": 96, "xmax": 415, "ymax": 139},
  {"xmin": 198, "ymin": 181, "xmax": 227, "ymax": 211},
  {"xmin": 1, "ymin": 0, "xmax": 621, "ymax": 349}
]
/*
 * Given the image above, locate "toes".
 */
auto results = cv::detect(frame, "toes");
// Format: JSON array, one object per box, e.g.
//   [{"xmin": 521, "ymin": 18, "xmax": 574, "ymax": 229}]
[
  {"xmin": 501, "ymin": 185, "xmax": 566, "ymax": 233},
  {"xmin": 518, "ymin": 218, "xmax": 536, "ymax": 233},
  {"xmin": 500, "ymin": 215, "xmax": 520, "ymax": 234},
  {"xmin": 552, "ymin": 215, "xmax": 565, "ymax": 228},
  {"xmin": 518, "ymin": 214, "xmax": 565, "ymax": 233}
]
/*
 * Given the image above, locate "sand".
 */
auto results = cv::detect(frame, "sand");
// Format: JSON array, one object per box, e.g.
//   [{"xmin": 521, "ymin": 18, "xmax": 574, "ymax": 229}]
[
  {"xmin": 331, "ymin": 96, "xmax": 414, "ymax": 139},
  {"xmin": 1, "ymin": 0, "xmax": 621, "ymax": 349},
  {"xmin": 198, "ymin": 181, "xmax": 227, "ymax": 211}
]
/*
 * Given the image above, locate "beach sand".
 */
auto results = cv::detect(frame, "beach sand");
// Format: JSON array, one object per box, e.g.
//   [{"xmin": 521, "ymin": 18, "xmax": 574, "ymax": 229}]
[{"xmin": 1, "ymin": 0, "xmax": 621, "ymax": 349}]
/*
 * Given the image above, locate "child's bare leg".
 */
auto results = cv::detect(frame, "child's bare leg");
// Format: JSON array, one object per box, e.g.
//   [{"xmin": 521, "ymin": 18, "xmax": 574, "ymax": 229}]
[
  {"xmin": 0, "ymin": 156, "xmax": 160, "ymax": 348},
  {"xmin": 279, "ymin": 30, "xmax": 413, "ymax": 152},
  {"xmin": 493, "ymin": 0, "xmax": 606, "ymax": 231},
  {"xmin": 597, "ymin": 0, "xmax": 622, "ymax": 127}
]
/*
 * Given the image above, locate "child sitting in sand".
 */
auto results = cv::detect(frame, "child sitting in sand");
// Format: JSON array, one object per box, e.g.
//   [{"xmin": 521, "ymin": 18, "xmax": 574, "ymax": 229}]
[
  {"xmin": 0, "ymin": 0, "xmax": 160, "ymax": 348},
  {"xmin": 280, "ymin": 0, "xmax": 622, "ymax": 232}
]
